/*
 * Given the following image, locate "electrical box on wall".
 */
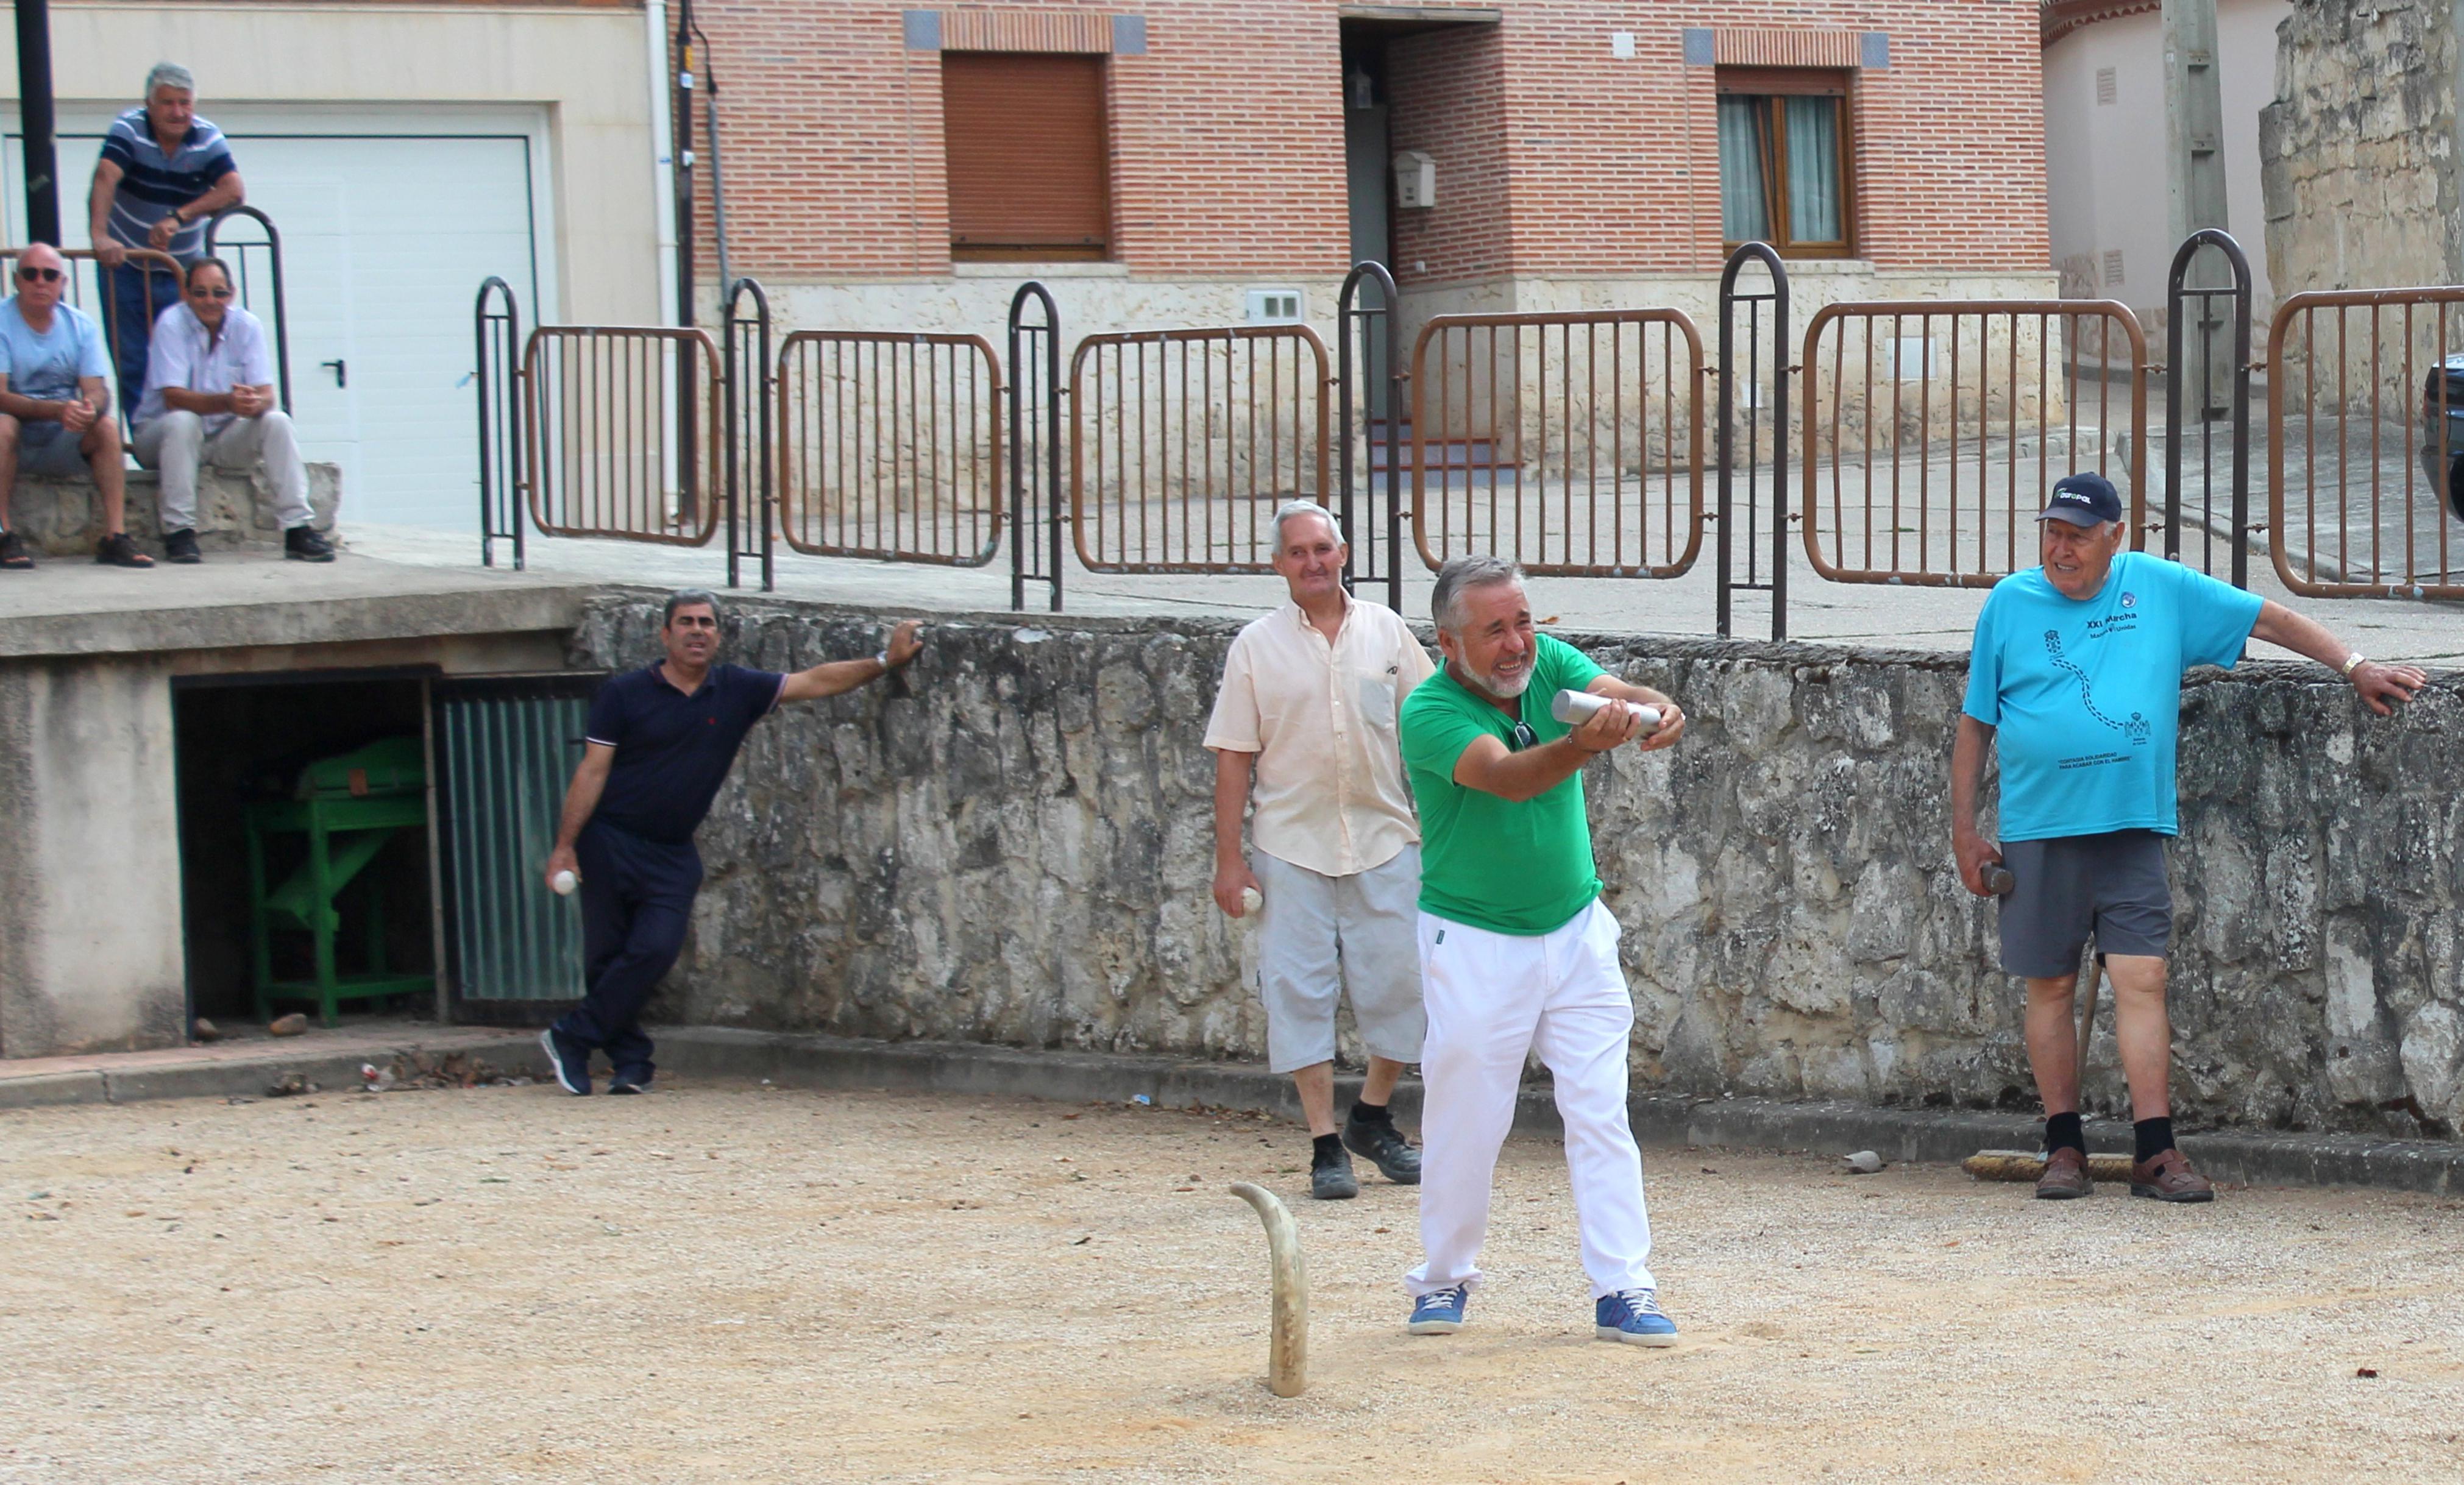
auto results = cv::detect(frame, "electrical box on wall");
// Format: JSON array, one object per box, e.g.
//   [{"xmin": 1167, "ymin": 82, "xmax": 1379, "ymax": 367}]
[
  {"xmin": 1394, "ymin": 151, "xmax": 1436, "ymax": 209},
  {"xmin": 1246, "ymin": 289, "xmax": 1304, "ymax": 324}
]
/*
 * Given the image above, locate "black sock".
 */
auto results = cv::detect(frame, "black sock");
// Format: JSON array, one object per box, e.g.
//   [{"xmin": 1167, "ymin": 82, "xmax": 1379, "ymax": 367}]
[
  {"xmin": 1312, "ymin": 1132, "xmax": 1344, "ymax": 1167},
  {"xmin": 2043, "ymin": 1111, "xmax": 2086, "ymax": 1157},
  {"xmin": 2134, "ymin": 1116, "xmax": 2175, "ymax": 1164},
  {"xmin": 1349, "ymin": 1099, "xmax": 1391, "ymax": 1127}
]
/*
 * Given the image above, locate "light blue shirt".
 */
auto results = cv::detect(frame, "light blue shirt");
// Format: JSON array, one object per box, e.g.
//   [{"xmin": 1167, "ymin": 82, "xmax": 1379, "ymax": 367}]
[
  {"xmin": 1962, "ymin": 550, "xmax": 2263, "ymax": 842},
  {"xmin": 0, "ymin": 297, "xmax": 110, "ymax": 405}
]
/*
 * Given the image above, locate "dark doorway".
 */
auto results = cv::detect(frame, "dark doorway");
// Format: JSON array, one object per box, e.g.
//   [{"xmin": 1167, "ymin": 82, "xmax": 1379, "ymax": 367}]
[{"xmin": 172, "ymin": 672, "xmax": 436, "ymax": 1031}]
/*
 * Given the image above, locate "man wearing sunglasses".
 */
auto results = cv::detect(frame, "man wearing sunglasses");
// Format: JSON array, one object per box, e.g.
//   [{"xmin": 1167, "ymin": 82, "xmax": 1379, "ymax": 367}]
[
  {"xmin": 1398, "ymin": 554, "xmax": 1685, "ymax": 1347},
  {"xmin": 132, "ymin": 257, "xmax": 331, "ymax": 562},
  {"xmin": 0, "ymin": 244, "xmax": 151, "ymax": 570}
]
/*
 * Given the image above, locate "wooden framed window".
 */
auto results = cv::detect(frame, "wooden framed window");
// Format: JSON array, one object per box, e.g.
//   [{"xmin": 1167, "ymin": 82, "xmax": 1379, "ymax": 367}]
[
  {"xmin": 941, "ymin": 52, "xmax": 1113, "ymax": 262},
  {"xmin": 1716, "ymin": 68, "xmax": 1855, "ymax": 259}
]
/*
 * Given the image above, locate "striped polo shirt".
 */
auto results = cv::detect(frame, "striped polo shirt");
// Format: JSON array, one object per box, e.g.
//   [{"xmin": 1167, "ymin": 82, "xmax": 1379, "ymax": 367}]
[{"xmin": 99, "ymin": 107, "xmax": 236, "ymax": 262}]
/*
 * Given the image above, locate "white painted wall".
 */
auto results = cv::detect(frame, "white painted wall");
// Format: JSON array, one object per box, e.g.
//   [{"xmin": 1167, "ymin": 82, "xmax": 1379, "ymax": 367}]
[{"xmin": 2043, "ymin": 1, "xmax": 2290, "ymax": 317}]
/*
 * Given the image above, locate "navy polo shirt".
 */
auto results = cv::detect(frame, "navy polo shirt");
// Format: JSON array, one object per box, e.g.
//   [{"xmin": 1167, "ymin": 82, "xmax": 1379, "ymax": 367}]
[{"xmin": 584, "ymin": 662, "xmax": 787, "ymax": 844}]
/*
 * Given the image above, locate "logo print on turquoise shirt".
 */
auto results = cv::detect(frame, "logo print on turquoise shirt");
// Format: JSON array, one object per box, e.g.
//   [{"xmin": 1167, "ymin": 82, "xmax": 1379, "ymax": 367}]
[{"xmin": 2043, "ymin": 629, "xmax": 2127, "ymax": 732}]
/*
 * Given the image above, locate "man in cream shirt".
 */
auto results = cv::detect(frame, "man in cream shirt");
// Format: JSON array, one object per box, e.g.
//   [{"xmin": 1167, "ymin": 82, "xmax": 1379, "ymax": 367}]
[{"xmin": 1206, "ymin": 501, "xmax": 1436, "ymax": 1199}]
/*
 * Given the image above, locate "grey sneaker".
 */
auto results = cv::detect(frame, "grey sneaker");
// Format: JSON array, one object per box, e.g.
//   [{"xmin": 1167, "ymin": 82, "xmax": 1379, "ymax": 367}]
[
  {"xmin": 1343, "ymin": 1113, "xmax": 1422, "ymax": 1185},
  {"xmin": 1310, "ymin": 1144, "xmax": 1359, "ymax": 1200}
]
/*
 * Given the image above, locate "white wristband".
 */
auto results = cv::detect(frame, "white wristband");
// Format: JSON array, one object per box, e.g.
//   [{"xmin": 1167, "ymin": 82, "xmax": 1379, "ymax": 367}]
[
  {"xmin": 875, "ymin": 650, "xmax": 890, "ymax": 670},
  {"xmin": 2342, "ymin": 653, "xmax": 2366, "ymax": 677}
]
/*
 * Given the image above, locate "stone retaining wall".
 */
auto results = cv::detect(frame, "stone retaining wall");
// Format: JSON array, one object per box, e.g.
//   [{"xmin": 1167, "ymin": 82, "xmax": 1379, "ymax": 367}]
[{"xmin": 573, "ymin": 597, "xmax": 2464, "ymax": 1140}]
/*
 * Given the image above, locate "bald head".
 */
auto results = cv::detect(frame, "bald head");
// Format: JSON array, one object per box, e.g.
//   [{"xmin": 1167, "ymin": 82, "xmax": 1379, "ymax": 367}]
[{"xmin": 13, "ymin": 244, "xmax": 66, "ymax": 316}]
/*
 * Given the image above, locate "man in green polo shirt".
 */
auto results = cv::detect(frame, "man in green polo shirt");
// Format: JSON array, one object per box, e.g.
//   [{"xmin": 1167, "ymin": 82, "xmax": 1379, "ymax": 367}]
[{"xmin": 1397, "ymin": 553, "xmax": 1688, "ymax": 1347}]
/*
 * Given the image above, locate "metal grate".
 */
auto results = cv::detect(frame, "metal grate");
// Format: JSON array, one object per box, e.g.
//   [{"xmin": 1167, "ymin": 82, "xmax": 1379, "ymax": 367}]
[{"xmin": 434, "ymin": 679, "xmax": 595, "ymax": 1004}]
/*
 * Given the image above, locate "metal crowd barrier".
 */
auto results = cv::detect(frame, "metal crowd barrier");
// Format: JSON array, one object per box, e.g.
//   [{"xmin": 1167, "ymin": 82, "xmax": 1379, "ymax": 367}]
[
  {"xmin": 1800, "ymin": 299, "xmax": 2148, "ymax": 588},
  {"xmin": 474, "ymin": 277, "xmax": 524, "ymax": 569},
  {"xmin": 522, "ymin": 325, "xmax": 723, "ymax": 544},
  {"xmin": 1408, "ymin": 309, "xmax": 1706, "ymax": 578},
  {"xmin": 202, "ymin": 206, "xmax": 293, "ymax": 412},
  {"xmin": 1068, "ymin": 325, "xmax": 1330, "ymax": 574},
  {"xmin": 2265, "ymin": 286, "xmax": 2464, "ymax": 598},
  {"xmin": 775, "ymin": 329, "xmax": 1005, "ymax": 567}
]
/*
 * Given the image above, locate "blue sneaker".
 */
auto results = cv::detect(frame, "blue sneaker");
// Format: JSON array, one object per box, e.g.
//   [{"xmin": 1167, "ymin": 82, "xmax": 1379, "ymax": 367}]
[
  {"xmin": 1407, "ymin": 1285, "xmax": 1468, "ymax": 1335},
  {"xmin": 1595, "ymin": 1288, "xmax": 1678, "ymax": 1346},
  {"xmin": 540, "ymin": 1027, "xmax": 592, "ymax": 1096}
]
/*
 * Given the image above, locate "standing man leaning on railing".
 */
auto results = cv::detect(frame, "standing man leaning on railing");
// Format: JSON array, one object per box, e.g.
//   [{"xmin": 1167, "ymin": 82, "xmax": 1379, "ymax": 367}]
[
  {"xmin": 133, "ymin": 257, "xmax": 332, "ymax": 563},
  {"xmin": 1206, "ymin": 500, "xmax": 1436, "ymax": 1200},
  {"xmin": 89, "ymin": 62, "xmax": 243, "ymax": 408},
  {"xmin": 1952, "ymin": 472, "xmax": 2426, "ymax": 1203}
]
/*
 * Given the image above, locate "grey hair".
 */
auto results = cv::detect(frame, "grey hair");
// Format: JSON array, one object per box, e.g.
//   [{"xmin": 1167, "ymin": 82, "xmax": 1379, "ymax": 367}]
[
  {"xmin": 1430, "ymin": 553, "xmax": 1525, "ymax": 634},
  {"xmin": 662, "ymin": 589, "xmax": 722, "ymax": 625},
  {"xmin": 145, "ymin": 62, "xmax": 195, "ymax": 97},
  {"xmin": 1270, "ymin": 499, "xmax": 1344, "ymax": 548}
]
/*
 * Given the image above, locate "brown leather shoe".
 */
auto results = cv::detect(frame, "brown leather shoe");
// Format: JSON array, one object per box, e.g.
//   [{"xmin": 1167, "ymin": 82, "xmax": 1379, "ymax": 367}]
[
  {"xmin": 2034, "ymin": 1146, "xmax": 2092, "ymax": 1200},
  {"xmin": 2129, "ymin": 1148, "xmax": 2215, "ymax": 1203}
]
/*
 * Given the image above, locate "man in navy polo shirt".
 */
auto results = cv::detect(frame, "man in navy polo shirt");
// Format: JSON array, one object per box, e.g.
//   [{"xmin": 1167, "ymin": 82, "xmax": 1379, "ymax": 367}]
[
  {"xmin": 538, "ymin": 590, "xmax": 922, "ymax": 1094},
  {"xmin": 1952, "ymin": 472, "xmax": 2423, "ymax": 1202}
]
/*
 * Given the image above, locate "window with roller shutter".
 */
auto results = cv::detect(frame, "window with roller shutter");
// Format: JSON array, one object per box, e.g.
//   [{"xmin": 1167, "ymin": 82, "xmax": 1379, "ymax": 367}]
[{"xmin": 941, "ymin": 52, "xmax": 1113, "ymax": 262}]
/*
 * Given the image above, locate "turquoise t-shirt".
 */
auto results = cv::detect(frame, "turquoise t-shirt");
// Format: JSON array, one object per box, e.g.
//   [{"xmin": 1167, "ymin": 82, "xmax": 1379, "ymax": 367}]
[
  {"xmin": 1399, "ymin": 633, "xmax": 1607, "ymax": 935},
  {"xmin": 1962, "ymin": 550, "xmax": 2262, "ymax": 842}
]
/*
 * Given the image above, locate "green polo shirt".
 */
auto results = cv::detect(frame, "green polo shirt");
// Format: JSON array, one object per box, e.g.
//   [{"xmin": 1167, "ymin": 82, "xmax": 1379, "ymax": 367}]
[{"xmin": 1399, "ymin": 634, "xmax": 1605, "ymax": 935}]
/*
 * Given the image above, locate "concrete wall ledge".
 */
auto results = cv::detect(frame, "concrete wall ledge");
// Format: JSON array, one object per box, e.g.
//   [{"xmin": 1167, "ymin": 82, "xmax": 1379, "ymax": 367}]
[{"xmin": 651, "ymin": 1029, "xmax": 2464, "ymax": 1196}]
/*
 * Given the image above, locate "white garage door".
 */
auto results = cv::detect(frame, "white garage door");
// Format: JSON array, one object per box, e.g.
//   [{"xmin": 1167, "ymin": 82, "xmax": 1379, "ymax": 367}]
[{"xmin": 10, "ymin": 111, "xmax": 547, "ymax": 530}]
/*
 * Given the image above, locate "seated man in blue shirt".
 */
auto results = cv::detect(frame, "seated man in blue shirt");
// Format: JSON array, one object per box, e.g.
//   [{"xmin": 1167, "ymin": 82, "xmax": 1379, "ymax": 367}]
[
  {"xmin": 1951, "ymin": 472, "xmax": 2424, "ymax": 1201},
  {"xmin": 538, "ymin": 590, "xmax": 923, "ymax": 1094},
  {"xmin": 0, "ymin": 243, "xmax": 153, "ymax": 570}
]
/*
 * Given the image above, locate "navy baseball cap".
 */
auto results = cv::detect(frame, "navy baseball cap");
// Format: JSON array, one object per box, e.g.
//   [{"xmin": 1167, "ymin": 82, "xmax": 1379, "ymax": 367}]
[{"xmin": 2039, "ymin": 472, "xmax": 2123, "ymax": 527}]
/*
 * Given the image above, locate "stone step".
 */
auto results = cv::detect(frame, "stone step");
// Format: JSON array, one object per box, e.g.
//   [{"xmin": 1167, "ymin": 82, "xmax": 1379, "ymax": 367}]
[{"xmin": 7, "ymin": 461, "xmax": 342, "ymax": 558}]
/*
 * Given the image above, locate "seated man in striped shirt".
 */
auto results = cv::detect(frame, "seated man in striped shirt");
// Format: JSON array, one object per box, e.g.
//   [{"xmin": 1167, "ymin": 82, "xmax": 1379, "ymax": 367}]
[{"xmin": 87, "ymin": 62, "xmax": 243, "ymax": 406}]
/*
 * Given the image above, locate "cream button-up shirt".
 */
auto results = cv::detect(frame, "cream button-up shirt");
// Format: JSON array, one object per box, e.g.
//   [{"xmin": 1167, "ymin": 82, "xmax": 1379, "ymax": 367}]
[{"xmin": 1203, "ymin": 595, "xmax": 1436, "ymax": 878}]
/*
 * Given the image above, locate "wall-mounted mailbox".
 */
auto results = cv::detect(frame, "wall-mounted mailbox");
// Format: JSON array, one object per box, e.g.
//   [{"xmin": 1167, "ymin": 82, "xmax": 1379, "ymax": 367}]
[{"xmin": 1394, "ymin": 151, "xmax": 1436, "ymax": 209}]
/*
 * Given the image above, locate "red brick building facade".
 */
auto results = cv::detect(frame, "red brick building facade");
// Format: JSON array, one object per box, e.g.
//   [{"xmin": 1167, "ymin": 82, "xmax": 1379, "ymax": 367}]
[{"xmin": 696, "ymin": 1, "xmax": 2052, "ymax": 330}]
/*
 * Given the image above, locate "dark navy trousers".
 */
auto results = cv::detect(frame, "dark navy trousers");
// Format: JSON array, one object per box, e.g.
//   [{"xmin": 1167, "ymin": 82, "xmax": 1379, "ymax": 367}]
[{"xmin": 554, "ymin": 820, "xmax": 701, "ymax": 1081}]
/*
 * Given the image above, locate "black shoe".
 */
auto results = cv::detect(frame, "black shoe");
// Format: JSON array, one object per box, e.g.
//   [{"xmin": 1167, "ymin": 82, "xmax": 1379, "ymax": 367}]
[
  {"xmin": 539, "ymin": 1027, "xmax": 592, "ymax": 1096},
  {"xmin": 1311, "ymin": 1144, "xmax": 1359, "ymax": 1200},
  {"xmin": 285, "ymin": 525, "xmax": 337, "ymax": 562},
  {"xmin": 0, "ymin": 528, "xmax": 28, "ymax": 570},
  {"xmin": 1343, "ymin": 1113, "xmax": 1423, "ymax": 1185},
  {"xmin": 95, "ymin": 531, "xmax": 154, "ymax": 568},
  {"xmin": 163, "ymin": 528, "xmax": 201, "ymax": 564},
  {"xmin": 606, "ymin": 1074, "xmax": 651, "ymax": 1096}
]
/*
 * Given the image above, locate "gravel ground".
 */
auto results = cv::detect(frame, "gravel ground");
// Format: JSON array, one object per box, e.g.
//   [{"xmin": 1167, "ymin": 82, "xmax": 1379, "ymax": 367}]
[{"xmin": 5, "ymin": 1080, "xmax": 2462, "ymax": 1484}]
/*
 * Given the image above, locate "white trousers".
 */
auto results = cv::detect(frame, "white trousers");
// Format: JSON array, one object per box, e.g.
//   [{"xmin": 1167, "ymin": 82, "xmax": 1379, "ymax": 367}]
[
  {"xmin": 133, "ymin": 409, "xmax": 315, "ymax": 534},
  {"xmin": 1406, "ymin": 899, "xmax": 1655, "ymax": 1300}
]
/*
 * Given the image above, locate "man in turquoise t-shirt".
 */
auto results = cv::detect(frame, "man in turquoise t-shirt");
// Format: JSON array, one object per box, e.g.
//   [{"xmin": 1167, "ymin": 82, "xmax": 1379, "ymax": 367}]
[
  {"xmin": 1953, "ymin": 472, "xmax": 2423, "ymax": 1203},
  {"xmin": 1395, "ymin": 553, "xmax": 1689, "ymax": 1348}
]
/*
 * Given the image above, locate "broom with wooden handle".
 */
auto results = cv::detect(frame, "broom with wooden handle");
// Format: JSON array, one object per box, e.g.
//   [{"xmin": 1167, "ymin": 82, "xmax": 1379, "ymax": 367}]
[{"xmin": 1966, "ymin": 948, "xmax": 2112, "ymax": 1183}]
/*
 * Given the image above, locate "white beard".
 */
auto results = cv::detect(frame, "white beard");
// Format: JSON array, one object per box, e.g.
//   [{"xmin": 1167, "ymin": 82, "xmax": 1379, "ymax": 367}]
[{"xmin": 1457, "ymin": 657, "xmax": 1532, "ymax": 699}]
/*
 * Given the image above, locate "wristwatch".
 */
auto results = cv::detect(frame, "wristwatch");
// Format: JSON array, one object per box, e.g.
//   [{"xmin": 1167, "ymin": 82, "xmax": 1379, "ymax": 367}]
[
  {"xmin": 2342, "ymin": 653, "xmax": 2366, "ymax": 677},
  {"xmin": 874, "ymin": 649, "xmax": 891, "ymax": 670}
]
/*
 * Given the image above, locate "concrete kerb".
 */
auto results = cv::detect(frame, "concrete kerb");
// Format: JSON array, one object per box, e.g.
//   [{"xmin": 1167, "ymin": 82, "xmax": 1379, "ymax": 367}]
[
  {"xmin": 650, "ymin": 1028, "xmax": 2464, "ymax": 1196},
  {"xmin": 12, "ymin": 1024, "xmax": 2460, "ymax": 1195}
]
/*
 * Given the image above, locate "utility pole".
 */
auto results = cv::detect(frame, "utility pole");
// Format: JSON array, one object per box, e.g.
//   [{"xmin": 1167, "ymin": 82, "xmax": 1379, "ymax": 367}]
[
  {"xmin": 2163, "ymin": 0, "xmax": 2231, "ymax": 416},
  {"xmin": 14, "ymin": 0, "xmax": 60, "ymax": 244}
]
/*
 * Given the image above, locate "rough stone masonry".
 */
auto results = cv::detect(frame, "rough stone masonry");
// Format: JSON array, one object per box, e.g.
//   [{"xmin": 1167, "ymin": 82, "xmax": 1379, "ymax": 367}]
[{"xmin": 575, "ymin": 595, "xmax": 2464, "ymax": 1141}]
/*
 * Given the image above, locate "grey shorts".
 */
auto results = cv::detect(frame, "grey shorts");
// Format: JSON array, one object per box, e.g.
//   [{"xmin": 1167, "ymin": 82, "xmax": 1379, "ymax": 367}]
[
  {"xmin": 1996, "ymin": 829, "xmax": 2172, "ymax": 979},
  {"xmin": 15, "ymin": 420, "xmax": 93, "ymax": 477},
  {"xmin": 1252, "ymin": 845, "xmax": 1426, "ymax": 1073}
]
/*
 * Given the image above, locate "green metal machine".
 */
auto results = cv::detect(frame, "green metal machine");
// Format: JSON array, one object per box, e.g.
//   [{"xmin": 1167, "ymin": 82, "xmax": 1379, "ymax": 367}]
[{"xmin": 245, "ymin": 735, "xmax": 436, "ymax": 1026}]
